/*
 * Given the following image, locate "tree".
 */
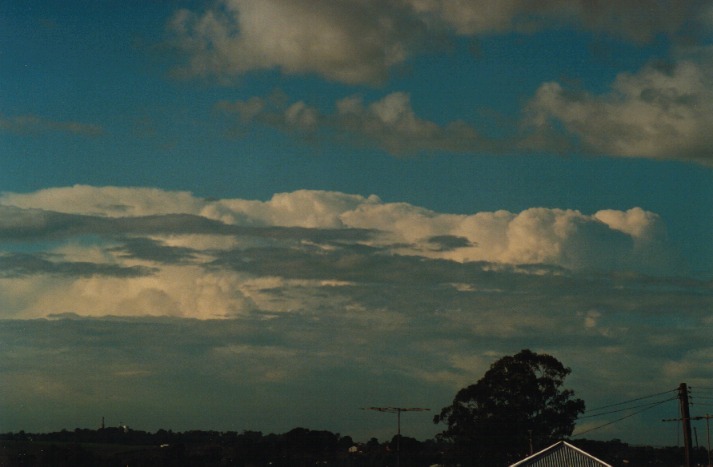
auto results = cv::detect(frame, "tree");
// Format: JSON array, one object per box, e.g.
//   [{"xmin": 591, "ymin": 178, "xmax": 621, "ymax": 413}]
[{"xmin": 434, "ymin": 349, "xmax": 585, "ymax": 466}]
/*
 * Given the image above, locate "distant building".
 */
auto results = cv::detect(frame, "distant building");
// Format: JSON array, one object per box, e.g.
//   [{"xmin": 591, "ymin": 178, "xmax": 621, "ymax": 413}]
[{"xmin": 509, "ymin": 441, "xmax": 612, "ymax": 467}]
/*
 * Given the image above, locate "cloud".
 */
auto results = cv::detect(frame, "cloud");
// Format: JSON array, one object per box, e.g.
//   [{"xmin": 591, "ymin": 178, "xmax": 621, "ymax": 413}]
[
  {"xmin": 1, "ymin": 186, "xmax": 679, "ymax": 272},
  {"xmin": 109, "ymin": 237, "xmax": 198, "ymax": 264},
  {"xmin": 168, "ymin": 0, "xmax": 426, "ymax": 85},
  {"xmin": 524, "ymin": 60, "xmax": 713, "ymax": 165},
  {"xmin": 426, "ymin": 235, "xmax": 473, "ymax": 252},
  {"xmin": 0, "ymin": 252, "xmax": 156, "ymax": 279},
  {"xmin": 0, "ymin": 113, "xmax": 104, "ymax": 137},
  {"xmin": 335, "ymin": 92, "xmax": 489, "ymax": 155},
  {"xmin": 169, "ymin": 0, "xmax": 706, "ymax": 85},
  {"xmin": 0, "ymin": 201, "xmax": 372, "ymax": 244},
  {"xmin": 0, "ymin": 185, "xmax": 205, "ymax": 217},
  {"xmin": 0, "ymin": 186, "xmax": 688, "ymax": 320},
  {"xmin": 0, "ymin": 188, "xmax": 709, "ymax": 443},
  {"xmin": 408, "ymin": 0, "xmax": 699, "ymax": 42},
  {"xmin": 218, "ymin": 72, "xmax": 713, "ymax": 163},
  {"xmin": 218, "ymin": 91, "xmax": 490, "ymax": 156},
  {"xmin": 2, "ymin": 272, "xmax": 712, "ymax": 442}
]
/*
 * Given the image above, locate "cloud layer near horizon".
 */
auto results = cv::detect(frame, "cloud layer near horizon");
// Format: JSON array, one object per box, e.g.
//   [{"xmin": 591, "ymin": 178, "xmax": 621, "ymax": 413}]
[
  {"xmin": 1, "ymin": 186, "xmax": 711, "ymax": 443},
  {"xmin": 0, "ymin": 185, "xmax": 684, "ymax": 319}
]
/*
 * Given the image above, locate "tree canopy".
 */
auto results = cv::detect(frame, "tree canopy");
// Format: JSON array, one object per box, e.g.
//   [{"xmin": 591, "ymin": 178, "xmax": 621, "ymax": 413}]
[{"xmin": 434, "ymin": 349, "xmax": 585, "ymax": 466}]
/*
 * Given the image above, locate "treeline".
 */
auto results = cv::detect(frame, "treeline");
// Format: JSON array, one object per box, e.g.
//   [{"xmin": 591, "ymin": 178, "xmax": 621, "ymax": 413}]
[
  {"xmin": 0, "ymin": 428, "xmax": 705, "ymax": 466},
  {"xmin": 0, "ymin": 427, "xmax": 442, "ymax": 467}
]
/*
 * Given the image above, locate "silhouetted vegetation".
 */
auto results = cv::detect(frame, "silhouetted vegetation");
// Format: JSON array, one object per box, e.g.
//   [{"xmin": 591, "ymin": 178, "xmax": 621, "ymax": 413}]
[
  {"xmin": 0, "ymin": 427, "xmax": 443, "ymax": 467},
  {"xmin": 1, "ymin": 427, "xmax": 707, "ymax": 466},
  {"xmin": 2, "ymin": 350, "xmax": 705, "ymax": 466},
  {"xmin": 434, "ymin": 349, "xmax": 585, "ymax": 466}
]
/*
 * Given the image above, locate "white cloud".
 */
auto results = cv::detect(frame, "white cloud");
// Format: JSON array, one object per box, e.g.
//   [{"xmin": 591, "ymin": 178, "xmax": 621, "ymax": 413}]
[
  {"xmin": 169, "ymin": 0, "xmax": 423, "ymax": 85},
  {"xmin": 203, "ymin": 189, "xmax": 381, "ymax": 228},
  {"xmin": 0, "ymin": 186, "xmax": 678, "ymax": 275},
  {"xmin": 0, "ymin": 185, "xmax": 204, "ymax": 217},
  {"xmin": 525, "ymin": 60, "xmax": 713, "ymax": 165},
  {"xmin": 215, "ymin": 58, "xmax": 713, "ymax": 163},
  {"xmin": 169, "ymin": 0, "xmax": 706, "ymax": 85},
  {"xmin": 0, "ymin": 184, "xmax": 709, "ymax": 443},
  {"xmin": 1, "ymin": 266, "xmax": 257, "ymax": 319},
  {"xmin": 0, "ymin": 186, "xmax": 687, "ymax": 322}
]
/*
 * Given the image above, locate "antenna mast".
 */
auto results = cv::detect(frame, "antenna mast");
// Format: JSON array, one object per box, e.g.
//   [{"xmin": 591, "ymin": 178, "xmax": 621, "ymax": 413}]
[{"xmin": 362, "ymin": 406, "xmax": 430, "ymax": 467}]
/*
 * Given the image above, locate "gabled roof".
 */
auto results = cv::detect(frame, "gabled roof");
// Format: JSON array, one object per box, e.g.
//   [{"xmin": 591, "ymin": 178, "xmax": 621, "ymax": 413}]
[{"xmin": 509, "ymin": 441, "xmax": 612, "ymax": 467}]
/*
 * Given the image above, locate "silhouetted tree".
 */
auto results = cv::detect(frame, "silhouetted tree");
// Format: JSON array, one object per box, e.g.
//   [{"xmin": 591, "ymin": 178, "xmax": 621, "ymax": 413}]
[{"xmin": 434, "ymin": 349, "xmax": 585, "ymax": 466}]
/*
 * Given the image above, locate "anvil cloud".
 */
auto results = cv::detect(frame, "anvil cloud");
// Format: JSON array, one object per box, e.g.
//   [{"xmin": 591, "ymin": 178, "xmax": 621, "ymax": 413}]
[{"xmin": 2, "ymin": 0, "xmax": 712, "ymax": 447}]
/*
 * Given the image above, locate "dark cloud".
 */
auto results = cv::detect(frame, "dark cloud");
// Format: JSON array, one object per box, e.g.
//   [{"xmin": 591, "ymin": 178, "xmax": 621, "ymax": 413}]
[
  {"xmin": 0, "ymin": 205, "xmax": 374, "ymax": 243},
  {"xmin": 209, "ymin": 242, "xmax": 574, "ymax": 287},
  {"xmin": 0, "ymin": 253, "xmax": 156, "ymax": 278},
  {"xmin": 426, "ymin": 235, "xmax": 474, "ymax": 251},
  {"xmin": 109, "ymin": 238, "xmax": 198, "ymax": 264},
  {"xmin": 2, "ymin": 267, "xmax": 713, "ymax": 442}
]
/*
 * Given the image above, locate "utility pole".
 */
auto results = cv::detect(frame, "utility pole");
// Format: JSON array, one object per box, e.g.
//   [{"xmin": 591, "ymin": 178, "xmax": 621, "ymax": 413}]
[
  {"xmin": 680, "ymin": 383, "xmax": 693, "ymax": 467},
  {"xmin": 661, "ymin": 383, "xmax": 691, "ymax": 467},
  {"xmin": 663, "ymin": 386, "xmax": 712, "ymax": 467},
  {"xmin": 691, "ymin": 414, "xmax": 713, "ymax": 467},
  {"xmin": 362, "ymin": 407, "xmax": 430, "ymax": 467},
  {"xmin": 666, "ymin": 384, "xmax": 693, "ymax": 467}
]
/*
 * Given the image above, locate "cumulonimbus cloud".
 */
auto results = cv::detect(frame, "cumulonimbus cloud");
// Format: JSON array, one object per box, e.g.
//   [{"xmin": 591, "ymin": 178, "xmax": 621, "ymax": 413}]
[{"xmin": 0, "ymin": 185, "xmax": 678, "ymax": 277}]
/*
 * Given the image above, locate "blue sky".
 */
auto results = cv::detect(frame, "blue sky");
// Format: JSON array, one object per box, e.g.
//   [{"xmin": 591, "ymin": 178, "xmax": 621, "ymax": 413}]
[{"xmin": 2, "ymin": 0, "xmax": 713, "ymax": 447}]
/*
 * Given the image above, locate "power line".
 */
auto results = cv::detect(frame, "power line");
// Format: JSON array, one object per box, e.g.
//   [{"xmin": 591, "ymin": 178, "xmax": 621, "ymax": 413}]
[
  {"xmin": 573, "ymin": 397, "xmax": 677, "ymax": 437},
  {"xmin": 583, "ymin": 388, "xmax": 678, "ymax": 414},
  {"xmin": 579, "ymin": 396, "xmax": 679, "ymax": 419}
]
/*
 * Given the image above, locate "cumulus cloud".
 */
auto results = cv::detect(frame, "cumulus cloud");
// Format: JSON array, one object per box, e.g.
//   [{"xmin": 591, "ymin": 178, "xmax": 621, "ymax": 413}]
[
  {"xmin": 524, "ymin": 60, "xmax": 713, "ymax": 165},
  {"xmin": 219, "ymin": 70, "xmax": 713, "ymax": 162},
  {"xmin": 335, "ymin": 92, "xmax": 490, "ymax": 155},
  {"xmin": 168, "ymin": 0, "xmax": 426, "ymax": 85},
  {"xmin": 218, "ymin": 91, "xmax": 488, "ymax": 155},
  {"xmin": 168, "ymin": 0, "xmax": 706, "ymax": 85}
]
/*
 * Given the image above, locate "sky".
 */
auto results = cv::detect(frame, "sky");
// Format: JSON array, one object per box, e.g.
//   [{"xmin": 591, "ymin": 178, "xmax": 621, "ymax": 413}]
[{"xmin": 1, "ymin": 0, "xmax": 713, "ymax": 447}]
